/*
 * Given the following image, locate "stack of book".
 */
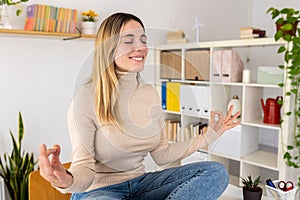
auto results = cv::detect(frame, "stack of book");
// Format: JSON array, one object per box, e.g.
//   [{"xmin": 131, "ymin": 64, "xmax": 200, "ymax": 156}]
[
  {"xmin": 165, "ymin": 120, "xmax": 181, "ymax": 142},
  {"xmin": 240, "ymin": 27, "xmax": 266, "ymax": 39},
  {"xmin": 24, "ymin": 4, "xmax": 78, "ymax": 33},
  {"xmin": 166, "ymin": 30, "xmax": 188, "ymax": 44}
]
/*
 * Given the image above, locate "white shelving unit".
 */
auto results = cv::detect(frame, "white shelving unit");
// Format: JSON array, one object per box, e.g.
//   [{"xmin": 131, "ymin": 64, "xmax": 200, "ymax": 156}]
[{"xmin": 155, "ymin": 38, "xmax": 290, "ymax": 192}]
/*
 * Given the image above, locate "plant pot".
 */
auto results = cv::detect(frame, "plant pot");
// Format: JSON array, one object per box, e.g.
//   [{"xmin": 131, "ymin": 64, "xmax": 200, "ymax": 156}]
[
  {"xmin": 276, "ymin": 21, "xmax": 299, "ymax": 36},
  {"xmin": 243, "ymin": 187, "xmax": 262, "ymax": 200},
  {"xmin": 0, "ymin": 4, "xmax": 12, "ymax": 29},
  {"xmin": 81, "ymin": 21, "xmax": 96, "ymax": 35}
]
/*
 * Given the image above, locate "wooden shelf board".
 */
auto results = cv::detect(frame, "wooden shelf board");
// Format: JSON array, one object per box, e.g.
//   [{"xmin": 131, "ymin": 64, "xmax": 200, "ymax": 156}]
[
  {"xmin": 0, "ymin": 28, "xmax": 96, "ymax": 39},
  {"xmin": 242, "ymin": 118, "xmax": 281, "ymax": 130},
  {"xmin": 156, "ymin": 38, "xmax": 286, "ymax": 50},
  {"xmin": 242, "ymin": 150, "xmax": 278, "ymax": 170}
]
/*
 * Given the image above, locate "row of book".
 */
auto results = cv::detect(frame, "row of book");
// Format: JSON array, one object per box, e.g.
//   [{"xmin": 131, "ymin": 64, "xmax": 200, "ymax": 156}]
[
  {"xmin": 165, "ymin": 120, "xmax": 208, "ymax": 143},
  {"xmin": 240, "ymin": 27, "xmax": 266, "ymax": 39},
  {"xmin": 24, "ymin": 4, "xmax": 78, "ymax": 33}
]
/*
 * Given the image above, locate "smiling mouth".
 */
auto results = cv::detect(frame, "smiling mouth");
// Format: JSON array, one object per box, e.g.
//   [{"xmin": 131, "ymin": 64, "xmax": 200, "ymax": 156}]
[{"xmin": 129, "ymin": 56, "xmax": 144, "ymax": 61}]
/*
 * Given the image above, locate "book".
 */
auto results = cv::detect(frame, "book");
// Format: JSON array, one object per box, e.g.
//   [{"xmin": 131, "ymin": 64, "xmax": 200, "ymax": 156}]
[
  {"xmin": 240, "ymin": 27, "xmax": 266, "ymax": 38},
  {"xmin": 24, "ymin": 4, "xmax": 37, "ymax": 30}
]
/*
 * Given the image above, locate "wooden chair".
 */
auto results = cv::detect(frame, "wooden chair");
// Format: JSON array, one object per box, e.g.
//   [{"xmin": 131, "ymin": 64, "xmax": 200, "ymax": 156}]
[{"xmin": 29, "ymin": 163, "xmax": 72, "ymax": 200}]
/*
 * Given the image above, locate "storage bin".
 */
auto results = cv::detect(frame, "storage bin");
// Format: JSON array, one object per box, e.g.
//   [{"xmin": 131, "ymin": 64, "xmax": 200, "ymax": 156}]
[
  {"xmin": 180, "ymin": 85, "xmax": 210, "ymax": 118},
  {"xmin": 266, "ymin": 180, "xmax": 297, "ymax": 200},
  {"xmin": 257, "ymin": 66, "xmax": 283, "ymax": 85},
  {"xmin": 160, "ymin": 50, "xmax": 181, "ymax": 79},
  {"xmin": 210, "ymin": 125, "xmax": 257, "ymax": 158},
  {"xmin": 211, "ymin": 50, "xmax": 243, "ymax": 83},
  {"xmin": 185, "ymin": 49, "xmax": 210, "ymax": 81}
]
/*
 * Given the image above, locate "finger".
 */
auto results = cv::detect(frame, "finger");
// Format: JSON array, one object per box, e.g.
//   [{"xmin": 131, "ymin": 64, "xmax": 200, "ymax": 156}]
[
  {"xmin": 225, "ymin": 105, "xmax": 234, "ymax": 121},
  {"xmin": 51, "ymin": 144, "xmax": 61, "ymax": 163}
]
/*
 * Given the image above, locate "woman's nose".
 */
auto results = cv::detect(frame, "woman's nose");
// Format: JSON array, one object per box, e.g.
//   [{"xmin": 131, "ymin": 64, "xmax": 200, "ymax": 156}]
[{"xmin": 134, "ymin": 40, "xmax": 147, "ymax": 51}]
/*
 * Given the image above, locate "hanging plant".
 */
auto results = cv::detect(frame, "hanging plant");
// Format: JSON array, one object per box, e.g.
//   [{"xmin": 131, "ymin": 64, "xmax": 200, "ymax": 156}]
[{"xmin": 267, "ymin": 7, "xmax": 300, "ymax": 187}]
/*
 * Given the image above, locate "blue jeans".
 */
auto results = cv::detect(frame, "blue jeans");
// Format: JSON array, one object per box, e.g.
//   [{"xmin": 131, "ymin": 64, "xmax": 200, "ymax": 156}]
[{"xmin": 71, "ymin": 161, "xmax": 229, "ymax": 200}]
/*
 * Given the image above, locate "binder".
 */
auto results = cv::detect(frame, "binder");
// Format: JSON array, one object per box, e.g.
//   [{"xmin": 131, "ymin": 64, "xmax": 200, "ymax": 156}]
[
  {"xmin": 166, "ymin": 82, "xmax": 180, "ymax": 112},
  {"xmin": 161, "ymin": 82, "xmax": 167, "ymax": 110}
]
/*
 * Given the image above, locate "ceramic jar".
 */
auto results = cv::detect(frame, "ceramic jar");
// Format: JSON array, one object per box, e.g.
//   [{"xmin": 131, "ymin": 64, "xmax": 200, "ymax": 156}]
[{"xmin": 228, "ymin": 95, "xmax": 241, "ymax": 117}]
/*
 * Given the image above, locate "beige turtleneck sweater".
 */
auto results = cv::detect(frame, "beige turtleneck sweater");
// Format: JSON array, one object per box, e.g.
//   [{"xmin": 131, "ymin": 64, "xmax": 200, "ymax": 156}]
[{"xmin": 58, "ymin": 72, "xmax": 219, "ymax": 194}]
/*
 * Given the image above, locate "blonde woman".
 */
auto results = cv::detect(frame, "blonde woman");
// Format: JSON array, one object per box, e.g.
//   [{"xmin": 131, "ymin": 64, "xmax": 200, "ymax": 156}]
[{"xmin": 39, "ymin": 12, "xmax": 240, "ymax": 200}]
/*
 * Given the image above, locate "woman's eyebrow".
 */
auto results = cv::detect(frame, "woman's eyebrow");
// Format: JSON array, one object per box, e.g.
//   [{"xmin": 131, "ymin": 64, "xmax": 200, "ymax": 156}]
[{"xmin": 121, "ymin": 34, "xmax": 135, "ymax": 38}]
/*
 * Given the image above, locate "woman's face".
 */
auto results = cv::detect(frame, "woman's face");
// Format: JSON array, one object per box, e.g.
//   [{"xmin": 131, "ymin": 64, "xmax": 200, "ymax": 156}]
[{"xmin": 114, "ymin": 20, "xmax": 148, "ymax": 72}]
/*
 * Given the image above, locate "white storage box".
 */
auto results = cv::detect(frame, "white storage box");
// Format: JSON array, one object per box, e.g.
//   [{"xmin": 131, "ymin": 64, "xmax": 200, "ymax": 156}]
[
  {"xmin": 180, "ymin": 85, "xmax": 210, "ymax": 118},
  {"xmin": 266, "ymin": 180, "xmax": 298, "ymax": 200},
  {"xmin": 257, "ymin": 66, "xmax": 283, "ymax": 85},
  {"xmin": 210, "ymin": 125, "xmax": 258, "ymax": 158}
]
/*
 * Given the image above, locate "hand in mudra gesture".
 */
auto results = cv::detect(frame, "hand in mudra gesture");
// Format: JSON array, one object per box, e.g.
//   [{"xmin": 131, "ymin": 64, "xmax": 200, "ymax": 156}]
[
  {"xmin": 209, "ymin": 105, "xmax": 240, "ymax": 136},
  {"xmin": 39, "ymin": 144, "xmax": 73, "ymax": 188}
]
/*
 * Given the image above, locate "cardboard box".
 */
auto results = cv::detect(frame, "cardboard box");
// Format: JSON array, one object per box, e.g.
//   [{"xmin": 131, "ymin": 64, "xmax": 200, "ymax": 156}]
[
  {"xmin": 185, "ymin": 49, "xmax": 210, "ymax": 81},
  {"xmin": 257, "ymin": 66, "xmax": 283, "ymax": 85},
  {"xmin": 160, "ymin": 50, "xmax": 181, "ymax": 79}
]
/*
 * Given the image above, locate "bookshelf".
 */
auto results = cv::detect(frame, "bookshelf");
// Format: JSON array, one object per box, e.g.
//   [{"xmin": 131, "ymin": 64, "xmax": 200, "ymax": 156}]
[
  {"xmin": 155, "ymin": 38, "xmax": 292, "ymax": 194},
  {"xmin": 0, "ymin": 29, "xmax": 96, "ymax": 40}
]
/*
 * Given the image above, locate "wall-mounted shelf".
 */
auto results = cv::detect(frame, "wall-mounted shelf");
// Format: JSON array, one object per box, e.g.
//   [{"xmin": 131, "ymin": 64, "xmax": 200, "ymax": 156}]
[{"xmin": 0, "ymin": 28, "xmax": 96, "ymax": 40}]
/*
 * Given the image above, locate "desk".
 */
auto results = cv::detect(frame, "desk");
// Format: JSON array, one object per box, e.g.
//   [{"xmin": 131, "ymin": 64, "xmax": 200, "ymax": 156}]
[{"xmin": 220, "ymin": 184, "xmax": 271, "ymax": 200}]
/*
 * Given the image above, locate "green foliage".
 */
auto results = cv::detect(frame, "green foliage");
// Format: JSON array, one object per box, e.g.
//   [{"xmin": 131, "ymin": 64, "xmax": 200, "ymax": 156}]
[
  {"xmin": 0, "ymin": 112, "xmax": 37, "ymax": 200},
  {"xmin": 267, "ymin": 6, "xmax": 300, "ymax": 187},
  {"xmin": 241, "ymin": 175, "xmax": 261, "ymax": 191}
]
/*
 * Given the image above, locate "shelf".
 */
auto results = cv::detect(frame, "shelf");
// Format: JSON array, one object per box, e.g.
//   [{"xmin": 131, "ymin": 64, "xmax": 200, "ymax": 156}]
[
  {"xmin": 182, "ymin": 112, "xmax": 209, "ymax": 119},
  {"xmin": 242, "ymin": 118, "xmax": 281, "ymax": 130},
  {"xmin": 164, "ymin": 110, "xmax": 181, "ymax": 115},
  {"xmin": 0, "ymin": 28, "xmax": 96, "ymax": 40},
  {"xmin": 242, "ymin": 150, "xmax": 278, "ymax": 170},
  {"xmin": 156, "ymin": 38, "xmax": 286, "ymax": 50}
]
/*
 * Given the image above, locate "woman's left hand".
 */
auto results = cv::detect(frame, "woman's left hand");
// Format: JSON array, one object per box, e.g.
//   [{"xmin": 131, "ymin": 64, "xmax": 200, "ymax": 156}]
[{"xmin": 209, "ymin": 105, "xmax": 240, "ymax": 136}]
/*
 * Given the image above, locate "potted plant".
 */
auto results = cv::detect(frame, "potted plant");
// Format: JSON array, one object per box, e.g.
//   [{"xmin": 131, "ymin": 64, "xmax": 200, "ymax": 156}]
[
  {"xmin": 0, "ymin": 0, "xmax": 29, "ymax": 29},
  {"xmin": 0, "ymin": 112, "xmax": 37, "ymax": 200},
  {"xmin": 267, "ymin": 7, "xmax": 300, "ymax": 188},
  {"xmin": 80, "ymin": 9, "xmax": 99, "ymax": 35},
  {"xmin": 241, "ymin": 175, "xmax": 262, "ymax": 200}
]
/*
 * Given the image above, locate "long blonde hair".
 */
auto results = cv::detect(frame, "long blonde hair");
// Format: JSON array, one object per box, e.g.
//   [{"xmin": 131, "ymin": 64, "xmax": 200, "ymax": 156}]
[{"xmin": 91, "ymin": 13, "xmax": 145, "ymax": 125}]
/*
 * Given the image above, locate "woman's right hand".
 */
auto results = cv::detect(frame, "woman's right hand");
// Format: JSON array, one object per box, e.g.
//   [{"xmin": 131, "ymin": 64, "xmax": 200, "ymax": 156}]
[{"xmin": 39, "ymin": 144, "xmax": 73, "ymax": 188}]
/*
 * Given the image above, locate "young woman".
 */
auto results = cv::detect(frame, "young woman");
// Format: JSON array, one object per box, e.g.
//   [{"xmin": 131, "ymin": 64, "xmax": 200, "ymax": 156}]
[{"xmin": 39, "ymin": 12, "xmax": 240, "ymax": 200}]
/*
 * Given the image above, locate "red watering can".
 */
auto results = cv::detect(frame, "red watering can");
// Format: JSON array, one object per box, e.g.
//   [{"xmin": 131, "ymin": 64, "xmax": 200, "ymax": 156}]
[{"xmin": 260, "ymin": 96, "xmax": 283, "ymax": 124}]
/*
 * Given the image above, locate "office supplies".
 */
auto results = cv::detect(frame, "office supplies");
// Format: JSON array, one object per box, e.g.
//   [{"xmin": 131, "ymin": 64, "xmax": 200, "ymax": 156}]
[
  {"xmin": 266, "ymin": 179, "xmax": 276, "ymax": 188},
  {"xmin": 278, "ymin": 180, "xmax": 294, "ymax": 192}
]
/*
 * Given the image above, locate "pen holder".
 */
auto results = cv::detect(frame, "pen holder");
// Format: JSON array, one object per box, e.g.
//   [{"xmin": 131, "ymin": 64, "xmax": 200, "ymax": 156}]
[{"xmin": 265, "ymin": 180, "xmax": 298, "ymax": 200}]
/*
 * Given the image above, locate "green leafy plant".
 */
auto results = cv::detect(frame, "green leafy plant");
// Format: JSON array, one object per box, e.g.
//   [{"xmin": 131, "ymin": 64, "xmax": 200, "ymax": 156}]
[
  {"xmin": 267, "ymin": 7, "xmax": 300, "ymax": 188},
  {"xmin": 0, "ymin": 112, "xmax": 37, "ymax": 200},
  {"xmin": 0, "ymin": 0, "xmax": 29, "ymax": 16},
  {"xmin": 241, "ymin": 175, "xmax": 262, "ymax": 192}
]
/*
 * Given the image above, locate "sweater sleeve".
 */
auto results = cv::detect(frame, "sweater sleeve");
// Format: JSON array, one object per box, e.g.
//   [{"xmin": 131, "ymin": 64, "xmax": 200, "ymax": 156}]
[
  {"xmin": 150, "ymin": 113, "xmax": 220, "ymax": 166},
  {"xmin": 56, "ymin": 84, "xmax": 97, "ymax": 194}
]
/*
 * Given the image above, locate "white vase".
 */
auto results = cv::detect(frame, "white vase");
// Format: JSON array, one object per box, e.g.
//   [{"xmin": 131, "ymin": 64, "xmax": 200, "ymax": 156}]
[
  {"xmin": 0, "ymin": 4, "xmax": 11, "ymax": 29},
  {"xmin": 227, "ymin": 95, "xmax": 241, "ymax": 117},
  {"xmin": 81, "ymin": 21, "xmax": 95, "ymax": 35}
]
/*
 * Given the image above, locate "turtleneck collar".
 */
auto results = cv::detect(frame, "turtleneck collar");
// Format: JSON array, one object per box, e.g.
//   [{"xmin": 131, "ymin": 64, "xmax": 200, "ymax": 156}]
[{"xmin": 115, "ymin": 69, "xmax": 139, "ymax": 93}]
